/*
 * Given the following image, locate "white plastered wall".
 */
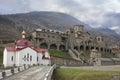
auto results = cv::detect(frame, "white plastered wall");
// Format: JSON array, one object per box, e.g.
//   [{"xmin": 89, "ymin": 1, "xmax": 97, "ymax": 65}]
[
  {"xmin": 16, "ymin": 47, "xmax": 37, "ymax": 66},
  {"xmin": 3, "ymin": 48, "xmax": 15, "ymax": 67}
]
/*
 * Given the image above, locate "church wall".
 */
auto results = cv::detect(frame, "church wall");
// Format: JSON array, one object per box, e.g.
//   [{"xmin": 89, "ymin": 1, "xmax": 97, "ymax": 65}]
[
  {"xmin": 42, "ymin": 59, "xmax": 51, "ymax": 65},
  {"xmin": 3, "ymin": 48, "xmax": 7, "ymax": 67},
  {"xmin": 15, "ymin": 52, "xmax": 19, "ymax": 66},
  {"xmin": 3, "ymin": 49, "xmax": 15, "ymax": 67},
  {"xmin": 17, "ymin": 47, "xmax": 37, "ymax": 66},
  {"xmin": 37, "ymin": 53, "xmax": 43, "ymax": 64},
  {"xmin": 37, "ymin": 52, "xmax": 51, "ymax": 65}
]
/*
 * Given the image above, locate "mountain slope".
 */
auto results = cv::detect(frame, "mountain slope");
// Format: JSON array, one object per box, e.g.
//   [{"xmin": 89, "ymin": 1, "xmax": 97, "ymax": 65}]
[
  {"xmin": 4, "ymin": 11, "xmax": 85, "ymax": 31},
  {"xmin": 0, "ymin": 11, "xmax": 119, "ymax": 45}
]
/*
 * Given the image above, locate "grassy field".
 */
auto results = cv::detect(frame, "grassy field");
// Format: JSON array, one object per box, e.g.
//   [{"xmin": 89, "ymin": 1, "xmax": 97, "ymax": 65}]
[
  {"xmin": 0, "ymin": 47, "xmax": 4, "ymax": 54},
  {"xmin": 49, "ymin": 50, "xmax": 72, "ymax": 59},
  {"xmin": 0, "ymin": 56, "xmax": 3, "ymax": 63},
  {"xmin": 54, "ymin": 68, "xmax": 120, "ymax": 80}
]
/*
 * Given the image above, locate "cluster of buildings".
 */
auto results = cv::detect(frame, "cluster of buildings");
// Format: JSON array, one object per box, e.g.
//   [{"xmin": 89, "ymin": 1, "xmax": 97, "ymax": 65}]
[
  {"xmin": 3, "ymin": 31, "xmax": 51, "ymax": 67},
  {"xmin": 31, "ymin": 25, "xmax": 112, "ymax": 54},
  {"xmin": 3, "ymin": 25, "xmax": 120, "ymax": 67}
]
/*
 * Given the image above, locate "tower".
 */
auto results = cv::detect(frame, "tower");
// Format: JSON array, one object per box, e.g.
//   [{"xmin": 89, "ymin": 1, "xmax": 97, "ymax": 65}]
[
  {"xmin": 74, "ymin": 25, "xmax": 84, "ymax": 33},
  {"xmin": 96, "ymin": 36, "xmax": 104, "ymax": 43}
]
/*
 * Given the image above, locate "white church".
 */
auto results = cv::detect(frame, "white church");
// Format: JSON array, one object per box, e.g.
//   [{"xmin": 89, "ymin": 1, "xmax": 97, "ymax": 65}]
[{"xmin": 3, "ymin": 31, "xmax": 51, "ymax": 67}]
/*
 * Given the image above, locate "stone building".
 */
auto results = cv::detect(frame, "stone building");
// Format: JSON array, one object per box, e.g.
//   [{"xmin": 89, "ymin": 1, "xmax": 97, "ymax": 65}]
[
  {"xmin": 30, "ymin": 25, "xmax": 112, "ymax": 54},
  {"xmin": 89, "ymin": 49, "xmax": 101, "ymax": 66},
  {"xmin": 89, "ymin": 49, "xmax": 120, "ymax": 66}
]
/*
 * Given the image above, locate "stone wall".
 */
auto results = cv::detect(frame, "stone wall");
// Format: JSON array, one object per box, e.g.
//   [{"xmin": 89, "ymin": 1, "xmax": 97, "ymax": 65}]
[{"xmin": 51, "ymin": 56, "xmax": 88, "ymax": 66}]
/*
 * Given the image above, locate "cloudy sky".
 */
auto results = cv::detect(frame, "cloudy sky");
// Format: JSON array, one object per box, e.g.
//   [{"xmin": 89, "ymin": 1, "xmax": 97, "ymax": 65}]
[{"xmin": 0, "ymin": 0, "xmax": 120, "ymax": 34}]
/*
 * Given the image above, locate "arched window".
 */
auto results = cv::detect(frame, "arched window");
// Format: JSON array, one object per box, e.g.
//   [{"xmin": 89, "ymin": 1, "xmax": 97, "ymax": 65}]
[
  {"xmin": 27, "ymin": 53, "xmax": 29, "ymax": 61},
  {"xmin": 24, "ymin": 55, "xmax": 26, "ymax": 61},
  {"xmin": 11, "ymin": 56, "xmax": 13, "ymax": 61},
  {"xmin": 30, "ymin": 56, "xmax": 32, "ymax": 61},
  {"xmin": 37, "ymin": 56, "xmax": 39, "ymax": 62}
]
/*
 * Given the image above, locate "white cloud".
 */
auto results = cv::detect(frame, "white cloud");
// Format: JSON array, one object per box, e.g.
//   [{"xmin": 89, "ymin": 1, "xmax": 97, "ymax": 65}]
[
  {"xmin": 110, "ymin": 26, "xmax": 120, "ymax": 34},
  {"xmin": 0, "ymin": 0, "xmax": 120, "ymax": 34},
  {"xmin": 110, "ymin": 26, "xmax": 119, "ymax": 30}
]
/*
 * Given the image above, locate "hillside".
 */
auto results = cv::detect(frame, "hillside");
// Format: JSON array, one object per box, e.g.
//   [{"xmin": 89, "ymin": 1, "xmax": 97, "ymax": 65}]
[{"xmin": 0, "ymin": 11, "xmax": 119, "ymax": 45}]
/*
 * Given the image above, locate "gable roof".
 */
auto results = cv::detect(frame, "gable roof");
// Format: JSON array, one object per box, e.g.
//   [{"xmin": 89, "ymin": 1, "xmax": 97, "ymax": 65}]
[
  {"xmin": 15, "ymin": 38, "xmax": 33, "ymax": 47},
  {"xmin": 5, "ymin": 46, "xmax": 48, "ymax": 53},
  {"xmin": 5, "ymin": 46, "xmax": 16, "ymax": 51},
  {"xmin": 5, "ymin": 46, "xmax": 28, "ymax": 52}
]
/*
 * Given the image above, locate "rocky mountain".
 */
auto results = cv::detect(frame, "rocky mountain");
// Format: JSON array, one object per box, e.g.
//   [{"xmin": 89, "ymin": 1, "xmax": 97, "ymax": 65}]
[{"xmin": 0, "ymin": 11, "xmax": 119, "ymax": 45}]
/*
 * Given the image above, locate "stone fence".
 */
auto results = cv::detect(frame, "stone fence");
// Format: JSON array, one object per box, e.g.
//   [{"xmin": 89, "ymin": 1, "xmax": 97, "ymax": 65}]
[{"xmin": 51, "ymin": 56, "xmax": 88, "ymax": 66}]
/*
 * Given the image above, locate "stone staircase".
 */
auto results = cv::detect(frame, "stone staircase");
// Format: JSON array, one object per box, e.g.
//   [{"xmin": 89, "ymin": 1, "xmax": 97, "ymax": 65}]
[{"xmin": 69, "ymin": 49, "xmax": 88, "ymax": 64}]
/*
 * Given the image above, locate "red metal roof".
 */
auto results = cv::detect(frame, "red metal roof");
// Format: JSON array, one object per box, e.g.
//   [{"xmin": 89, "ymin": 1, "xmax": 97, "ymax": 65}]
[
  {"xmin": 5, "ymin": 46, "xmax": 27, "ymax": 51},
  {"xmin": 5, "ymin": 46, "xmax": 16, "ymax": 51},
  {"xmin": 15, "ymin": 38, "xmax": 33, "ymax": 47},
  {"xmin": 5, "ymin": 37, "xmax": 48, "ymax": 53},
  {"xmin": 35, "ymin": 48, "xmax": 48, "ymax": 53},
  {"xmin": 5, "ymin": 46, "xmax": 48, "ymax": 53}
]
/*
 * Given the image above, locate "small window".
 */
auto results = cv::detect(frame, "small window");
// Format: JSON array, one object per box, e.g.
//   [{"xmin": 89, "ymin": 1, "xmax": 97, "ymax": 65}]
[
  {"xmin": 71, "ymin": 31, "xmax": 73, "ymax": 33},
  {"xmin": 11, "ymin": 56, "xmax": 13, "ymax": 61},
  {"xmin": 98, "ymin": 38, "xmax": 100, "ymax": 41},
  {"xmin": 48, "ymin": 35, "xmax": 50, "ymax": 38},
  {"xmin": 30, "ymin": 56, "xmax": 32, "ymax": 61},
  {"xmin": 52, "ymin": 36, "xmax": 55, "ymax": 38},
  {"xmin": 27, "ymin": 53, "xmax": 29, "ymax": 61},
  {"xmin": 37, "ymin": 56, "xmax": 39, "ymax": 62},
  {"xmin": 24, "ymin": 55, "xmax": 26, "ymax": 61}
]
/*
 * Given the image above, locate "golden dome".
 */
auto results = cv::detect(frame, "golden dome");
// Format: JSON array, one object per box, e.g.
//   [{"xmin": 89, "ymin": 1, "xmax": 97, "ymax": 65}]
[{"xmin": 22, "ymin": 30, "xmax": 26, "ymax": 35}]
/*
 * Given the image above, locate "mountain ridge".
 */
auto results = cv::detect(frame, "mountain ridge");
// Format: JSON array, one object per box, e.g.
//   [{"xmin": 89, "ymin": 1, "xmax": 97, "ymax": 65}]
[{"xmin": 0, "ymin": 11, "xmax": 119, "ymax": 45}]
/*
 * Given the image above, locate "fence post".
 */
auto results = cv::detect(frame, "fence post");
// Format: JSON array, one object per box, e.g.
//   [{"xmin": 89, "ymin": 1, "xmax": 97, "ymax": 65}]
[
  {"xmin": 18, "ymin": 67, "xmax": 20, "ymax": 72},
  {"xmin": 24, "ymin": 64, "xmax": 26, "ymax": 69},
  {"xmin": 2, "ymin": 70, "xmax": 6, "ymax": 79},
  {"xmin": 11, "ymin": 67, "xmax": 14, "ymax": 75}
]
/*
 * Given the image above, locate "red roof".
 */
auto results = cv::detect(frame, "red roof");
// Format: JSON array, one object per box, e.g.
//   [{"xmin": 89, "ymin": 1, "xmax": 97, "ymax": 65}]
[
  {"xmin": 15, "ymin": 38, "xmax": 33, "ymax": 47},
  {"xmin": 5, "ymin": 46, "xmax": 16, "ymax": 51},
  {"xmin": 42, "ymin": 56, "xmax": 53, "ymax": 60},
  {"xmin": 5, "ymin": 46, "xmax": 28, "ymax": 51},
  {"xmin": 5, "ymin": 46, "xmax": 48, "ymax": 53},
  {"xmin": 5, "ymin": 37, "xmax": 48, "ymax": 53},
  {"xmin": 35, "ymin": 48, "xmax": 48, "ymax": 53}
]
